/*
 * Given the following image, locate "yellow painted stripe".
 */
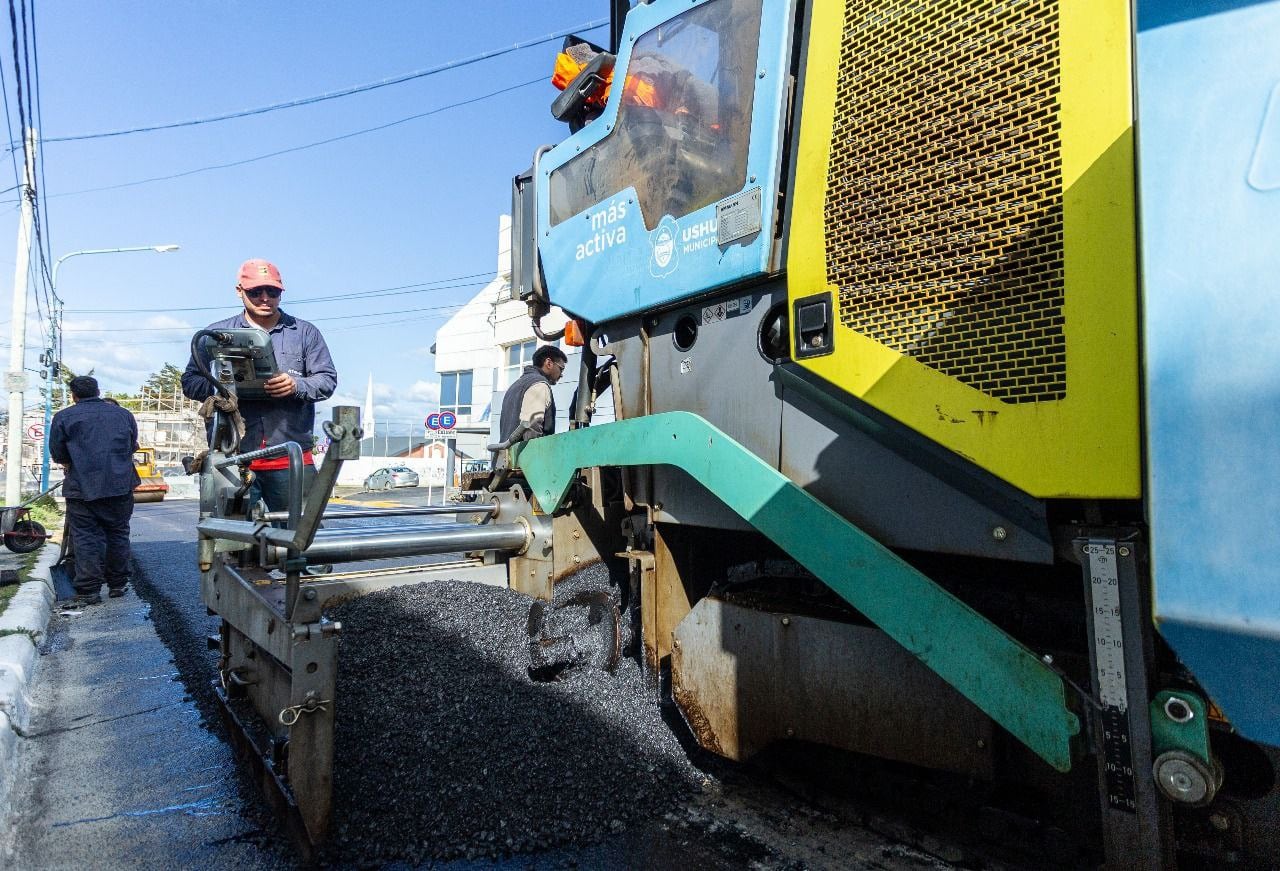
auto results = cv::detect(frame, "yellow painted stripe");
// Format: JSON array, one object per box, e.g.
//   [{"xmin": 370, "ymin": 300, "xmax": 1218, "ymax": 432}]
[{"xmin": 329, "ymin": 497, "xmax": 405, "ymax": 508}]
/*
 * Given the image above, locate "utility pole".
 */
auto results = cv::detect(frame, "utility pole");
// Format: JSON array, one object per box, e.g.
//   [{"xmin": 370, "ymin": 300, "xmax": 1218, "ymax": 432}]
[{"xmin": 5, "ymin": 128, "xmax": 36, "ymax": 506}]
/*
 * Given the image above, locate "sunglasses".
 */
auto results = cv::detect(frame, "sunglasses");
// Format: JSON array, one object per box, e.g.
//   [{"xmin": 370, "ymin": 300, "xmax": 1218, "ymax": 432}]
[{"xmin": 242, "ymin": 286, "xmax": 282, "ymax": 299}]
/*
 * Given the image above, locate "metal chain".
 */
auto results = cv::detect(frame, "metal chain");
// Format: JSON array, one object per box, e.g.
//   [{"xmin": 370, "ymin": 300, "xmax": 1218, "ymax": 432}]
[{"xmin": 278, "ymin": 698, "xmax": 331, "ymax": 726}]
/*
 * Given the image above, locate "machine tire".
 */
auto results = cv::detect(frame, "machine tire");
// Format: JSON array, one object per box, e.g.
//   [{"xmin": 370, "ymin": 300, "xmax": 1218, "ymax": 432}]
[
  {"xmin": 133, "ymin": 490, "xmax": 165, "ymax": 504},
  {"xmin": 4, "ymin": 519, "xmax": 46, "ymax": 553}
]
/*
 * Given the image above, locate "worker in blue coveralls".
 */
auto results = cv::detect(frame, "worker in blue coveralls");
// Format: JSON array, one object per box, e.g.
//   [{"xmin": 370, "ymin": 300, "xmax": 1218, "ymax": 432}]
[
  {"xmin": 50, "ymin": 376, "xmax": 141, "ymax": 605},
  {"xmin": 181, "ymin": 258, "xmax": 337, "ymax": 512}
]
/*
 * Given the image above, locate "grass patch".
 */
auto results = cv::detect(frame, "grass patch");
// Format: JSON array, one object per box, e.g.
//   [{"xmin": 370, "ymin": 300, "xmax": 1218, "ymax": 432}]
[
  {"xmin": 0, "ymin": 581, "xmax": 17, "ymax": 614},
  {"xmin": 23, "ymin": 493, "xmax": 64, "ymax": 531}
]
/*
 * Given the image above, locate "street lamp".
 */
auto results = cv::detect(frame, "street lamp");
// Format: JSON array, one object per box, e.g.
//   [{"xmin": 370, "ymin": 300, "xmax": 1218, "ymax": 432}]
[
  {"xmin": 38, "ymin": 245, "xmax": 181, "ymax": 491},
  {"xmin": 49, "ymin": 244, "xmax": 181, "ymax": 291}
]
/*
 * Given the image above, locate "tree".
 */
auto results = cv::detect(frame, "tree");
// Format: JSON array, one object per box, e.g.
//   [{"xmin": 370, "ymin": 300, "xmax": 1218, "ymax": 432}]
[
  {"xmin": 136, "ymin": 363, "xmax": 185, "ymax": 410},
  {"xmin": 142, "ymin": 363, "xmax": 184, "ymax": 397}
]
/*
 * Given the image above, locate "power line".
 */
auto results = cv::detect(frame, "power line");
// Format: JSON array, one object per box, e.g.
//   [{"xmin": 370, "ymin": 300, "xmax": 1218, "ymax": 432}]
[
  {"xmin": 35, "ymin": 19, "xmax": 607, "ymax": 144},
  {"xmin": 30, "ymin": 0, "xmax": 54, "ymax": 298},
  {"xmin": 26, "ymin": 0, "xmax": 55, "ymax": 318},
  {"xmin": 322, "ymin": 310, "xmax": 465, "ymax": 333},
  {"xmin": 39, "ymin": 77, "xmax": 544, "ymax": 201},
  {"xmin": 6, "ymin": 0, "xmax": 27, "ymax": 149},
  {"xmin": 26, "ymin": 255, "xmax": 43, "ymax": 329},
  {"xmin": 66, "ymin": 272, "xmax": 493, "ymax": 313},
  {"xmin": 59, "ymin": 317, "xmax": 458, "ymax": 341},
  {"xmin": 18, "ymin": 0, "xmax": 30, "ymax": 144},
  {"xmin": 7, "ymin": 0, "xmax": 46, "ymax": 328},
  {"xmin": 55, "ymin": 305, "xmax": 463, "ymax": 346},
  {"xmin": 0, "ymin": 25, "xmax": 19, "ymax": 190},
  {"xmin": 62, "ymin": 301, "xmax": 469, "ymax": 333}
]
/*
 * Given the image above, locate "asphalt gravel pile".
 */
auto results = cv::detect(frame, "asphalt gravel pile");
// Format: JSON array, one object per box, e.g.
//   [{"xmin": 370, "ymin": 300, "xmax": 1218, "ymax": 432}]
[{"xmin": 326, "ymin": 567, "xmax": 703, "ymax": 864}]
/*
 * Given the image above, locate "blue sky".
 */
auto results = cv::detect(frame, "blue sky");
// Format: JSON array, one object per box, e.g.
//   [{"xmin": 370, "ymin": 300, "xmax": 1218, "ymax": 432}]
[{"xmin": 0, "ymin": 1, "xmax": 604, "ymax": 428}]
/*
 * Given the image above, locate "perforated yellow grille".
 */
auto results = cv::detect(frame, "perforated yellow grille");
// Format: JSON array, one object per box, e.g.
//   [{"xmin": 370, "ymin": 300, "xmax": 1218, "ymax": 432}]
[{"xmin": 825, "ymin": 0, "xmax": 1065, "ymax": 402}]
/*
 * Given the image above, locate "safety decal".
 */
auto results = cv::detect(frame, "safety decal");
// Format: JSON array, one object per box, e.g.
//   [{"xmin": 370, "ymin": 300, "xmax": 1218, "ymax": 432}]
[{"xmin": 702, "ymin": 295, "xmax": 754, "ymax": 326}]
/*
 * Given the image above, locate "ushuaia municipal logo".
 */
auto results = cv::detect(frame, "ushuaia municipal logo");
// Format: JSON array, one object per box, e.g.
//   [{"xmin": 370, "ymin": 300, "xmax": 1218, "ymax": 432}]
[{"xmin": 650, "ymin": 215, "xmax": 680, "ymax": 278}]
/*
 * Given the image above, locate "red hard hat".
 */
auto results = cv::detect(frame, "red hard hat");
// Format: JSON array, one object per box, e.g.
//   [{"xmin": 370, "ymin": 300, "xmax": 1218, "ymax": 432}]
[{"xmin": 237, "ymin": 258, "xmax": 284, "ymax": 291}]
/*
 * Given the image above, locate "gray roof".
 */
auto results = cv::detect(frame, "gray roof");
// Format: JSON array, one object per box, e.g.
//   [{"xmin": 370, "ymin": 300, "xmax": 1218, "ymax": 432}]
[{"xmin": 358, "ymin": 436, "xmax": 426, "ymax": 458}]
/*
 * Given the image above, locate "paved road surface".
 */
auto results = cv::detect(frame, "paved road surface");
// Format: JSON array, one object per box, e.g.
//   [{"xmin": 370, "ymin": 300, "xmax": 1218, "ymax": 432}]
[{"xmin": 2, "ymin": 497, "xmax": 960, "ymax": 869}]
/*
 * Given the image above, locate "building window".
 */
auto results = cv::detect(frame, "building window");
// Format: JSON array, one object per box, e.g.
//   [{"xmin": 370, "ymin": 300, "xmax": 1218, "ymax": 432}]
[
  {"xmin": 440, "ymin": 370, "xmax": 473, "ymax": 417},
  {"xmin": 502, "ymin": 340, "xmax": 537, "ymax": 388}
]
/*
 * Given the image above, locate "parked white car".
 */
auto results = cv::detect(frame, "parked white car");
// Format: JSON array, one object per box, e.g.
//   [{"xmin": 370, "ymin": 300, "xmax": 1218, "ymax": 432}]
[{"xmin": 364, "ymin": 466, "xmax": 419, "ymax": 491}]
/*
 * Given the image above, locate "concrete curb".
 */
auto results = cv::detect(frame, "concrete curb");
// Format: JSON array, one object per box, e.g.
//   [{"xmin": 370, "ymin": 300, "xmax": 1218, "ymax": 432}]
[
  {"xmin": 0, "ymin": 709, "xmax": 14, "ymax": 815},
  {"xmin": 0, "ymin": 543, "xmax": 60, "ymax": 818},
  {"xmin": 0, "ymin": 544, "xmax": 59, "ymax": 640},
  {"xmin": 0, "ymin": 635, "xmax": 36, "ymax": 732}
]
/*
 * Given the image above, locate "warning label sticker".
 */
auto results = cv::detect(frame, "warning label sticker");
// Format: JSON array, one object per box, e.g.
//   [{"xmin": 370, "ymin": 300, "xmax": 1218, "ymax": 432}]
[{"xmin": 702, "ymin": 295, "xmax": 754, "ymax": 326}]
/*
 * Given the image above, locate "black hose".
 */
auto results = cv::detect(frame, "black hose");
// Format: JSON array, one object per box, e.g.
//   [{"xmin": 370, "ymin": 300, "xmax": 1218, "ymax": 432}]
[
  {"xmin": 592, "ymin": 358, "xmax": 615, "ymax": 397},
  {"xmin": 531, "ymin": 315, "xmax": 565, "ymax": 342},
  {"xmin": 190, "ymin": 329, "xmax": 232, "ymax": 398}
]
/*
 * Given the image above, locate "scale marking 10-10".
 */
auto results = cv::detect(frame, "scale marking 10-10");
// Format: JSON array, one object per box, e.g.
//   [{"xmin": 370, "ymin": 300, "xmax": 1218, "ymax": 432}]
[{"xmin": 1086, "ymin": 542, "xmax": 1137, "ymax": 812}]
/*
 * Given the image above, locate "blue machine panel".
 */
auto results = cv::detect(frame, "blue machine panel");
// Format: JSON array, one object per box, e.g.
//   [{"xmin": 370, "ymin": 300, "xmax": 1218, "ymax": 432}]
[
  {"xmin": 1138, "ymin": 0, "xmax": 1280, "ymax": 747},
  {"xmin": 537, "ymin": 0, "xmax": 794, "ymax": 323}
]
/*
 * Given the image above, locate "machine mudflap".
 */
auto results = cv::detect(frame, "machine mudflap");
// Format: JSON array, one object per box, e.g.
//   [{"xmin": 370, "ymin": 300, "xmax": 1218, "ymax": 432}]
[{"xmin": 672, "ymin": 598, "xmax": 995, "ymax": 777}]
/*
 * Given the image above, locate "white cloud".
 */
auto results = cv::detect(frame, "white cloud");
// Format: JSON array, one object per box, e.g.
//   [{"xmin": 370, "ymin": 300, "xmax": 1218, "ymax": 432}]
[
  {"xmin": 142, "ymin": 314, "xmax": 195, "ymax": 331},
  {"xmin": 406, "ymin": 379, "xmax": 440, "ymax": 403}
]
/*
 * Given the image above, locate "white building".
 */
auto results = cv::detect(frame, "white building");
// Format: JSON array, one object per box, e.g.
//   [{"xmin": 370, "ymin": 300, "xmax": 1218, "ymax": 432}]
[{"xmin": 431, "ymin": 216, "xmax": 612, "ymax": 468}]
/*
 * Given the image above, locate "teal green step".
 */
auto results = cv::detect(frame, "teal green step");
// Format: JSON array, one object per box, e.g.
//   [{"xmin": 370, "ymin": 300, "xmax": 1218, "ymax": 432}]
[{"xmin": 517, "ymin": 411, "xmax": 1082, "ymax": 771}]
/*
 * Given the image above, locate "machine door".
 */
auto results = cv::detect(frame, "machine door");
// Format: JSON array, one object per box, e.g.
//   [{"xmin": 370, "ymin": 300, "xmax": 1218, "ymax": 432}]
[
  {"xmin": 1138, "ymin": 0, "xmax": 1280, "ymax": 747},
  {"xmin": 785, "ymin": 0, "xmax": 1142, "ymax": 499},
  {"xmin": 537, "ymin": 0, "xmax": 796, "ymax": 323}
]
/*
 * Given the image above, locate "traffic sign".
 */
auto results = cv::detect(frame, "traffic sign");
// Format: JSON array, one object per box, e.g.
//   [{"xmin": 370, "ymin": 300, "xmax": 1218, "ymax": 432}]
[
  {"xmin": 25, "ymin": 423, "xmax": 43, "ymax": 441},
  {"xmin": 425, "ymin": 411, "xmax": 457, "ymax": 431}
]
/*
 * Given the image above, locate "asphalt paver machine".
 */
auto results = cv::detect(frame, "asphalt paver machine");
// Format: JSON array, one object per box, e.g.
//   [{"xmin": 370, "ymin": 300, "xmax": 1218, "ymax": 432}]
[{"xmin": 497, "ymin": 0, "xmax": 1280, "ymax": 867}]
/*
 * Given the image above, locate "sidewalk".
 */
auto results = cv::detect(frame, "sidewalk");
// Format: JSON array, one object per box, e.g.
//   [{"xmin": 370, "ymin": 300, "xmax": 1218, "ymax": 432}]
[{"xmin": 0, "ymin": 560, "xmax": 286, "ymax": 868}]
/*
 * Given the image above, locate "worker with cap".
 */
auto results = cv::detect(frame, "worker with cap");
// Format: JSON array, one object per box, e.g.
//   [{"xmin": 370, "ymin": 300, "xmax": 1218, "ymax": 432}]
[
  {"xmin": 50, "ymin": 375, "xmax": 141, "ymax": 605},
  {"xmin": 182, "ymin": 259, "xmax": 337, "ymax": 511}
]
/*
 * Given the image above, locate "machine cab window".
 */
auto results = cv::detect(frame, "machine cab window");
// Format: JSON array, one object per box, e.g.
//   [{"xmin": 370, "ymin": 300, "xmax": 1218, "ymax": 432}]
[{"xmin": 548, "ymin": 0, "xmax": 763, "ymax": 230}]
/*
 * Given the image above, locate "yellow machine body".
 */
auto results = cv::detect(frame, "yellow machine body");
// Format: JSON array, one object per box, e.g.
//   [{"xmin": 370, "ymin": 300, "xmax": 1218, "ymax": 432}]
[
  {"xmin": 787, "ymin": 0, "xmax": 1140, "ymax": 499},
  {"xmin": 133, "ymin": 446, "xmax": 168, "ymax": 503}
]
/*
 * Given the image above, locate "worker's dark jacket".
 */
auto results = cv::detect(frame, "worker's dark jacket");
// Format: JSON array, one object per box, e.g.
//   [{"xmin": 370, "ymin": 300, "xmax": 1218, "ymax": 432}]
[
  {"xmin": 49, "ymin": 398, "xmax": 141, "ymax": 501},
  {"xmin": 181, "ymin": 311, "xmax": 337, "ymax": 455},
  {"xmin": 500, "ymin": 365, "xmax": 556, "ymax": 442}
]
